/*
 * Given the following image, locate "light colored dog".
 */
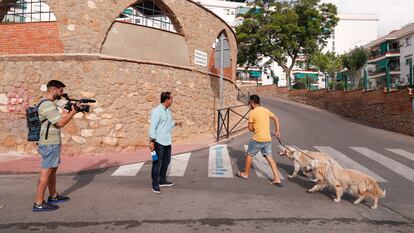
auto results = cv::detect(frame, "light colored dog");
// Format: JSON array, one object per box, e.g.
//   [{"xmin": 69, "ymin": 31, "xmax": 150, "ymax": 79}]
[
  {"xmin": 305, "ymin": 160, "xmax": 386, "ymax": 209},
  {"xmin": 279, "ymin": 146, "xmax": 342, "ymax": 192}
]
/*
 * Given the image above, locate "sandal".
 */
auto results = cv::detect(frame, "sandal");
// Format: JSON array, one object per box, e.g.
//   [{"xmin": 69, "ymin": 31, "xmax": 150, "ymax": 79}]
[{"xmin": 235, "ymin": 171, "xmax": 248, "ymax": 180}]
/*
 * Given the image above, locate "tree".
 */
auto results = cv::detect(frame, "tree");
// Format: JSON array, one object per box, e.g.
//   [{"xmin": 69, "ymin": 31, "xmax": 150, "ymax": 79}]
[
  {"xmin": 236, "ymin": 0, "xmax": 338, "ymax": 89},
  {"xmin": 341, "ymin": 47, "xmax": 369, "ymax": 89},
  {"xmin": 308, "ymin": 51, "xmax": 342, "ymax": 89}
]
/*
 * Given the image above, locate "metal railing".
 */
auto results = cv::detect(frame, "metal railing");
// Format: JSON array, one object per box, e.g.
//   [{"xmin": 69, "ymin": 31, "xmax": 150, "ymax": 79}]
[
  {"xmin": 369, "ymin": 48, "xmax": 400, "ymax": 60},
  {"xmin": 216, "ymin": 104, "xmax": 251, "ymax": 141},
  {"xmin": 237, "ymin": 88, "xmax": 250, "ymax": 104},
  {"xmin": 368, "ymin": 64, "xmax": 400, "ymax": 76}
]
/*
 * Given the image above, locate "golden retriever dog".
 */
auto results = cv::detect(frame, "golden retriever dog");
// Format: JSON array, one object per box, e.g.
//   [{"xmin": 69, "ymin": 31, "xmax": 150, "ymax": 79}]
[
  {"xmin": 305, "ymin": 160, "xmax": 386, "ymax": 209},
  {"xmin": 279, "ymin": 146, "xmax": 342, "ymax": 193}
]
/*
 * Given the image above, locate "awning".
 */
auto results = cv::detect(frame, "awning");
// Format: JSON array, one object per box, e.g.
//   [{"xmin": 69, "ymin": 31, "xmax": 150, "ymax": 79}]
[
  {"xmin": 380, "ymin": 42, "xmax": 388, "ymax": 54},
  {"xmin": 377, "ymin": 59, "xmax": 389, "ymax": 69},
  {"xmin": 249, "ymin": 70, "xmax": 262, "ymax": 77},
  {"xmin": 294, "ymin": 73, "xmax": 318, "ymax": 80},
  {"xmin": 123, "ymin": 9, "xmax": 133, "ymax": 15}
]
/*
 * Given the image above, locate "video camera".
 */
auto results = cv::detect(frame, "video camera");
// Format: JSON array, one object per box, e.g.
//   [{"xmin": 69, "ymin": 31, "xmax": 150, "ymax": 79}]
[{"xmin": 62, "ymin": 93, "xmax": 96, "ymax": 113}]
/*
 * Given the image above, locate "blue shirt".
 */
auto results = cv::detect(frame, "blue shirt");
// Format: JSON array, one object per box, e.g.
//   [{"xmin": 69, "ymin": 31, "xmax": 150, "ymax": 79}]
[{"xmin": 149, "ymin": 104, "xmax": 175, "ymax": 146}]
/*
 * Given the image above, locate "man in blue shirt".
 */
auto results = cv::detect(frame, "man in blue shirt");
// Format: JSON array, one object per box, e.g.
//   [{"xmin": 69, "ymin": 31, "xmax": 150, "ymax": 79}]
[{"xmin": 149, "ymin": 92, "xmax": 182, "ymax": 193}]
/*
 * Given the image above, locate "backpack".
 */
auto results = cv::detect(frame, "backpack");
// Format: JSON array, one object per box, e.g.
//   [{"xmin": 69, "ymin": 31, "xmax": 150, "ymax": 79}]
[{"xmin": 26, "ymin": 99, "xmax": 52, "ymax": 142}]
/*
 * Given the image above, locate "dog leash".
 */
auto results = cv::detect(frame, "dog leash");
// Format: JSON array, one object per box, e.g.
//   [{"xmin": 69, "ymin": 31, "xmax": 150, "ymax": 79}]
[{"xmin": 276, "ymin": 137, "xmax": 315, "ymax": 160}]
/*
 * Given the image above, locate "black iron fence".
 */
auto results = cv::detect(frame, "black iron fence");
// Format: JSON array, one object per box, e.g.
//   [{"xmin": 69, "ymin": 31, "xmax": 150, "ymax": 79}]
[
  {"xmin": 216, "ymin": 104, "xmax": 251, "ymax": 141},
  {"xmin": 237, "ymin": 88, "xmax": 250, "ymax": 104}
]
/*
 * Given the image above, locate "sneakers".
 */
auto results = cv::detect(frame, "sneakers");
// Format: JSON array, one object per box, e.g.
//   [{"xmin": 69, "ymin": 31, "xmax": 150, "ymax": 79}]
[
  {"xmin": 159, "ymin": 181, "xmax": 174, "ymax": 187},
  {"xmin": 152, "ymin": 186, "xmax": 161, "ymax": 194},
  {"xmin": 47, "ymin": 194, "xmax": 70, "ymax": 204},
  {"xmin": 152, "ymin": 181, "xmax": 174, "ymax": 193},
  {"xmin": 32, "ymin": 201, "xmax": 59, "ymax": 212}
]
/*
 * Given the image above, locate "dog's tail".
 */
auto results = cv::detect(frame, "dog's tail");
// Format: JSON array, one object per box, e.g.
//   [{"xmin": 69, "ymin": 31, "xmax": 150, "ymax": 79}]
[{"xmin": 369, "ymin": 178, "xmax": 386, "ymax": 198}]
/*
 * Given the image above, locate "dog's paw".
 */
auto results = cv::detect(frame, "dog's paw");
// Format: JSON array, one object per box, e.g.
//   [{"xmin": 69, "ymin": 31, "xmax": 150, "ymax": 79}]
[
  {"xmin": 307, "ymin": 189, "xmax": 316, "ymax": 193},
  {"xmin": 333, "ymin": 198, "xmax": 341, "ymax": 203},
  {"xmin": 288, "ymin": 175, "xmax": 295, "ymax": 179},
  {"xmin": 371, "ymin": 205, "xmax": 378, "ymax": 210},
  {"xmin": 353, "ymin": 200, "xmax": 360, "ymax": 205}
]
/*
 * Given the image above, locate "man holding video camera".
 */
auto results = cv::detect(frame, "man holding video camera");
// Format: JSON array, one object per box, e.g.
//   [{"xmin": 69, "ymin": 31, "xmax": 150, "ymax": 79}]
[{"xmin": 32, "ymin": 80, "xmax": 81, "ymax": 212}]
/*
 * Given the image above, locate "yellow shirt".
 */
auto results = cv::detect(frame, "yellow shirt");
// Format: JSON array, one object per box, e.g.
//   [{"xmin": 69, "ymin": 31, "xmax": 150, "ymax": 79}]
[{"xmin": 248, "ymin": 106, "xmax": 275, "ymax": 142}]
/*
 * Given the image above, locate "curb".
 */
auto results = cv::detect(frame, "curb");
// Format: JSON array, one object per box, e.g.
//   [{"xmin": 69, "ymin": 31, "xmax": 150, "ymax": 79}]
[{"xmin": 0, "ymin": 129, "xmax": 250, "ymax": 176}]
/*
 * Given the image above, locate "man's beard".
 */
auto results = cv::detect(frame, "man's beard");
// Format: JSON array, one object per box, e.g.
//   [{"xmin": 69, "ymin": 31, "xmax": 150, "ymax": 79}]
[{"xmin": 54, "ymin": 94, "xmax": 62, "ymax": 100}]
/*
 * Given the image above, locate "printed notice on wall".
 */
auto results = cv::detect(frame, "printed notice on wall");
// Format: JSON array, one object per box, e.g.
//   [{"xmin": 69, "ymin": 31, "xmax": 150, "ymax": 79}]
[{"xmin": 194, "ymin": 50, "xmax": 208, "ymax": 67}]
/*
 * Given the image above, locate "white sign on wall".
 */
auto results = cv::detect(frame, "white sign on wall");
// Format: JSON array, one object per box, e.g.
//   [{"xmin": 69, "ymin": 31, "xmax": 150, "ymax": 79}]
[{"xmin": 194, "ymin": 50, "xmax": 208, "ymax": 67}]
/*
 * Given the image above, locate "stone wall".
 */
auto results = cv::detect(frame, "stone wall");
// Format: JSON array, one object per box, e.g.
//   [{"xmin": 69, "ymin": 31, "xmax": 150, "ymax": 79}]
[
  {"xmin": 0, "ymin": 0, "xmax": 242, "ymax": 156},
  {"xmin": 0, "ymin": 0, "xmax": 237, "ymax": 80},
  {"xmin": 241, "ymin": 85, "xmax": 414, "ymax": 136},
  {"xmin": 0, "ymin": 0, "xmax": 238, "ymax": 78},
  {"xmin": 0, "ymin": 55, "xmax": 241, "ymax": 156}
]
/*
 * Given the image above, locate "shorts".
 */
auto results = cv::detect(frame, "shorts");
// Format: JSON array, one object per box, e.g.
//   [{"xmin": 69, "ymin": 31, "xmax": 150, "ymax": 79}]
[
  {"xmin": 38, "ymin": 144, "xmax": 61, "ymax": 168},
  {"xmin": 246, "ymin": 140, "xmax": 272, "ymax": 156}
]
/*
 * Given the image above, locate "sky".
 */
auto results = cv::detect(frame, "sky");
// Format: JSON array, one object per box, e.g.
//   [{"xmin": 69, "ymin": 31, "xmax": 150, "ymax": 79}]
[{"xmin": 322, "ymin": 0, "xmax": 414, "ymax": 37}]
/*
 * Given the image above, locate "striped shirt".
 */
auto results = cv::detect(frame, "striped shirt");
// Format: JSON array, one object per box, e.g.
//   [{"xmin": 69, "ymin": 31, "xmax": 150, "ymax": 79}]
[{"xmin": 38, "ymin": 100, "xmax": 62, "ymax": 145}]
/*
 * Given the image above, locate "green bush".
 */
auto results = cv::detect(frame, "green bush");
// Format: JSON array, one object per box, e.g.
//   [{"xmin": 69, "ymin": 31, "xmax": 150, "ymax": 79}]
[{"xmin": 292, "ymin": 82, "xmax": 306, "ymax": 89}]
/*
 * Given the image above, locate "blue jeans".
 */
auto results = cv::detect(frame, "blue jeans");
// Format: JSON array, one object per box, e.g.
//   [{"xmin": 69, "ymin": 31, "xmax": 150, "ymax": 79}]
[{"xmin": 151, "ymin": 142, "xmax": 171, "ymax": 188}]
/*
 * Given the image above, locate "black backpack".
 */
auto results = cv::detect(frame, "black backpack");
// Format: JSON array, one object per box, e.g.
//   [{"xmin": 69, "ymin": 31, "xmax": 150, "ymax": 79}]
[{"xmin": 26, "ymin": 99, "xmax": 52, "ymax": 142}]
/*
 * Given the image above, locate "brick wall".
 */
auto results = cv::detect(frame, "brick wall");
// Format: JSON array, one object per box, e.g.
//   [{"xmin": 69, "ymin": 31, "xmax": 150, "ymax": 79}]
[
  {"xmin": 240, "ymin": 85, "xmax": 414, "ymax": 136},
  {"xmin": 0, "ymin": 22, "xmax": 63, "ymax": 54}
]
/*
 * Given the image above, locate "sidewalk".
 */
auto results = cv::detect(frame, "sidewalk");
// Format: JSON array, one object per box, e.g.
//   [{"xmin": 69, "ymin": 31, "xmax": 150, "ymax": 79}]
[{"xmin": 0, "ymin": 135, "xmax": 218, "ymax": 175}]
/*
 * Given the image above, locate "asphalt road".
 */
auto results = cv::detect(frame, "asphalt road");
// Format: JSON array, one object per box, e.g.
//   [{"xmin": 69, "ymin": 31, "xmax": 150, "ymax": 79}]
[{"xmin": 0, "ymin": 97, "xmax": 413, "ymax": 232}]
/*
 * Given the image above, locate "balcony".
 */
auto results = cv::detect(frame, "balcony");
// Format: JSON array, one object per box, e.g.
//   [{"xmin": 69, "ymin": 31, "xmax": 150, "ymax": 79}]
[
  {"xmin": 369, "ymin": 48, "xmax": 400, "ymax": 62},
  {"xmin": 368, "ymin": 63, "xmax": 400, "ymax": 78}
]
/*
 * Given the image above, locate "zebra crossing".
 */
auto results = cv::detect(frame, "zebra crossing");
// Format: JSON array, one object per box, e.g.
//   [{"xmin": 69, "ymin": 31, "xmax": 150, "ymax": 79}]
[{"xmin": 110, "ymin": 144, "xmax": 414, "ymax": 184}]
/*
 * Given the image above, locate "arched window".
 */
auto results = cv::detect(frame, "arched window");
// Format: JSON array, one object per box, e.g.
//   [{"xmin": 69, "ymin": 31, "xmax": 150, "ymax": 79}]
[
  {"xmin": 0, "ymin": 0, "xmax": 56, "ymax": 23},
  {"xmin": 209, "ymin": 32, "xmax": 233, "ymax": 80},
  {"xmin": 116, "ymin": 0, "xmax": 179, "ymax": 33}
]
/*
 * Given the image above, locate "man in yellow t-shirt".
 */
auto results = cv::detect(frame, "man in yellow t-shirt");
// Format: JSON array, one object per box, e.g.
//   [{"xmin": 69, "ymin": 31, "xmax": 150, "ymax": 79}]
[{"xmin": 235, "ymin": 94, "xmax": 282, "ymax": 185}]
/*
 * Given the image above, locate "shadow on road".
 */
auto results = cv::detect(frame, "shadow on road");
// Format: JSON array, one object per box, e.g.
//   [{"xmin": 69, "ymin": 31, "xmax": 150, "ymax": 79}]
[{"xmin": 61, "ymin": 159, "xmax": 118, "ymax": 196}]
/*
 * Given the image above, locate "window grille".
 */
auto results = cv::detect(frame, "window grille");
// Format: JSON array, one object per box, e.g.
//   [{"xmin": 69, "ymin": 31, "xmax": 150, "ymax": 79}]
[
  {"xmin": 116, "ymin": 0, "xmax": 178, "ymax": 33},
  {"xmin": 0, "ymin": 0, "xmax": 56, "ymax": 23}
]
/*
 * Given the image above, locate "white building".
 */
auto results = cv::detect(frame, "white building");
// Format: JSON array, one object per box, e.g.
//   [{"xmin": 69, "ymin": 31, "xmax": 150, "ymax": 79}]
[
  {"xmin": 194, "ymin": 0, "xmax": 246, "ymax": 30},
  {"xmin": 364, "ymin": 23, "xmax": 414, "ymax": 90},
  {"xmin": 325, "ymin": 14, "xmax": 378, "ymax": 55}
]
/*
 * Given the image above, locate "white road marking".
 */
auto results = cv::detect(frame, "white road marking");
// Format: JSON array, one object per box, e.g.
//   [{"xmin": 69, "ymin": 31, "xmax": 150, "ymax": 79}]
[
  {"xmin": 351, "ymin": 147, "xmax": 414, "ymax": 183},
  {"xmin": 111, "ymin": 163, "xmax": 144, "ymax": 176},
  {"xmin": 386, "ymin": 149, "xmax": 414, "ymax": 162},
  {"xmin": 208, "ymin": 145, "xmax": 233, "ymax": 178},
  {"xmin": 315, "ymin": 146, "xmax": 387, "ymax": 182},
  {"xmin": 167, "ymin": 153, "xmax": 191, "ymax": 177}
]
